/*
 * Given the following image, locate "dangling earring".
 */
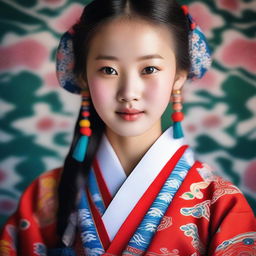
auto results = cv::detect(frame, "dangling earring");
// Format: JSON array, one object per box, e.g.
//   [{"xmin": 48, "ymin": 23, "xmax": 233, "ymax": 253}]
[
  {"xmin": 171, "ymin": 89, "xmax": 184, "ymax": 139},
  {"xmin": 72, "ymin": 89, "xmax": 92, "ymax": 162}
]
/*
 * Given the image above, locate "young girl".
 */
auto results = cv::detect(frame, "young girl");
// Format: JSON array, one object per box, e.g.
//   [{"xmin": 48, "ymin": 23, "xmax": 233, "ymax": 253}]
[{"xmin": 0, "ymin": 0, "xmax": 255, "ymax": 255}]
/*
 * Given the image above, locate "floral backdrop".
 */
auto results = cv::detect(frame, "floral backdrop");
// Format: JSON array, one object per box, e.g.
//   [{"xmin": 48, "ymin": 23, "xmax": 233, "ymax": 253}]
[{"xmin": 0, "ymin": 0, "xmax": 255, "ymax": 228}]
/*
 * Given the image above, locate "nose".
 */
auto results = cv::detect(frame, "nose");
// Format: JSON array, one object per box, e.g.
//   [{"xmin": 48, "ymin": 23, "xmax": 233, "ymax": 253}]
[{"xmin": 117, "ymin": 75, "xmax": 142, "ymax": 103}]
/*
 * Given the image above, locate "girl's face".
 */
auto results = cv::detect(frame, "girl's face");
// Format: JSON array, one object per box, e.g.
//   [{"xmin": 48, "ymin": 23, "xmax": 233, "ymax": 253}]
[{"xmin": 86, "ymin": 17, "xmax": 187, "ymax": 138}]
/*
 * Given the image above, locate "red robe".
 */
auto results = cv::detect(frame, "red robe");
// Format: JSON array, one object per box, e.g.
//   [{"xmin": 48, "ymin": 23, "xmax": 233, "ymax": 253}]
[{"xmin": 1, "ymin": 129, "xmax": 255, "ymax": 256}]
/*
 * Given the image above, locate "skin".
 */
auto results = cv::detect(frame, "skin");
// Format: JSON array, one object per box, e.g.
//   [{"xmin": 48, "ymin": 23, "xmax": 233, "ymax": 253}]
[{"xmin": 85, "ymin": 17, "xmax": 187, "ymax": 175}]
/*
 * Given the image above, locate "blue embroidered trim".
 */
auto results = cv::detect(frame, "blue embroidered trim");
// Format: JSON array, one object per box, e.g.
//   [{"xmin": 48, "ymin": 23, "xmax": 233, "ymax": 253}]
[
  {"xmin": 77, "ymin": 190, "xmax": 105, "ymax": 255},
  {"xmin": 88, "ymin": 167, "xmax": 106, "ymax": 215},
  {"xmin": 125, "ymin": 156, "xmax": 191, "ymax": 253}
]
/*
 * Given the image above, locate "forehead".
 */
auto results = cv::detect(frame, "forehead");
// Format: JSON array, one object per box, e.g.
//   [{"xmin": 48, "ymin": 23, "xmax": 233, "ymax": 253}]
[{"xmin": 87, "ymin": 17, "xmax": 176, "ymax": 60}]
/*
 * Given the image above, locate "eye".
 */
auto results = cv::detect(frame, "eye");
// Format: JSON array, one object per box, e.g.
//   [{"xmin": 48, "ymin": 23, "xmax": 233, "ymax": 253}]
[
  {"xmin": 99, "ymin": 66, "xmax": 118, "ymax": 75},
  {"xmin": 142, "ymin": 66, "xmax": 159, "ymax": 75}
]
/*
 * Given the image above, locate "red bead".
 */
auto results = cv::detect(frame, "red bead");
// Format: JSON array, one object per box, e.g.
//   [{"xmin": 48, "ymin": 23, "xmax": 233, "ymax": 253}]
[
  {"xmin": 191, "ymin": 23, "xmax": 196, "ymax": 30},
  {"xmin": 80, "ymin": 127, "xmax": 92, "ymax": 136},
  {"xmin": 82, "ymin": 111, "xmax": 90, "ymax": 117},
  {"xmin": 181, "ymin": 5, "xmax": 189, "ymax": 15},
  {"xmin": 81, "ymin": 91, "xmax": 90, "ymax": 97},
  {"xmin": 171, "ymin": 112, "xmax": 184, "ymax": 122}
]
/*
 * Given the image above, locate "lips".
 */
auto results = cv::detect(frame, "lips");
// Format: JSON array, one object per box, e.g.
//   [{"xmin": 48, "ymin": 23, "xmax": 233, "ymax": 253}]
[{"xmin": 116, "ymin": 108, "xmax": 144, "ymax": 121}]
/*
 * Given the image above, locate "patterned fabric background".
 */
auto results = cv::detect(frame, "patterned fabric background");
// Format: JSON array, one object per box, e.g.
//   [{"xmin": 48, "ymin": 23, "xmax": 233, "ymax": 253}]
[{"xmin": 0, "ymin": 0, "xmax": 255, "ymax": 228}]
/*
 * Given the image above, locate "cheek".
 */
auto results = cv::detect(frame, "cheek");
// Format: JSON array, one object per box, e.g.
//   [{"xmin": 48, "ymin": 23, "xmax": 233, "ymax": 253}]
[
  {"xmin": 88, "ymin": 78, "xmax": 111, "ymax": 105},
  {"xmin": 145, "ymin": 77, "xmax": 172, "ymax": 103}
]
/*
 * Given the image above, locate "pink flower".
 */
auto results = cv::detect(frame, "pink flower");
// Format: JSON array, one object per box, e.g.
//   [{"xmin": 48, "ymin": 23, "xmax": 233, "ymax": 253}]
[
  {"xmin": 0, "ymin": 40, "xmax": 48, "ymax": 71},
  {"xmin": 216, "ymin": 0, "xmax": 240, "ymax": 12},
  {"xmin": 51, "ymin": 4, "xmax": 84, "ymax": 33},
  {"xmin": 216, "ymin": 0, "xmax": 255, "ymax": 17},
  {"xmin": 188, "ymin": 3, "xmax": 224, "ymax": 38},
  {"xmin": 214, "ymin": 30, "xmax": 256, "ymax": 73},
  {"xmin": 183, "ymin": 103, "xmax": 236, "ymax": 147},
  {"xmin": 0, "ymin": 196, "xmax": 17, "ymax": 215}
]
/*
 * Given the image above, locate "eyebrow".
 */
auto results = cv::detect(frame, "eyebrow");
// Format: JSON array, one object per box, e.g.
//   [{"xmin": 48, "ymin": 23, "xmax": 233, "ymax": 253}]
[{"xmin": 95, "ymin": 54, "xmax": 164, "ymax": 61}]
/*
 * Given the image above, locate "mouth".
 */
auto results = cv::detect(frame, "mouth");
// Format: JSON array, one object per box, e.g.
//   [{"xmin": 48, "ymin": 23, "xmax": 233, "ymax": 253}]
[{"xmin": 116, "ymin": 108, "xmax": 145, "ymax": 121}]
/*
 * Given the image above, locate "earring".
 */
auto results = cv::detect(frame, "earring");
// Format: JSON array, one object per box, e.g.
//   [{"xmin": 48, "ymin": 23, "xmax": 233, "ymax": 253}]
[
  {"xmin": 72, "ymin": 90, "xmax": 92, "ymax": 162},
  {"xmin": 171, "ymin": 89, "xmax": 184, "ymax": 139}
]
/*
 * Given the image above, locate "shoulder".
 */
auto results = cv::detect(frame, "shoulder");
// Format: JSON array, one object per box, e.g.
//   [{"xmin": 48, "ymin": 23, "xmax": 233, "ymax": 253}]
[
  {"xmin": 191, "ymin": 162, "xmax": 255, "ymax": 227},
  {"xmin": 21, "ymin": 167, "xmax": 63, "ymax": 200},
  {"xmin": 15, "ymin": 167, "xmax": 63, "ymax": 227},
  {"xmin": 181, "ymin": 161, "xmax": 255, "ymax": 216}
]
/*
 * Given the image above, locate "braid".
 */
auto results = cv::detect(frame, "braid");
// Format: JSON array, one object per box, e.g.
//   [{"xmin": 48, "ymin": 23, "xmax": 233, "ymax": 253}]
[{"xmin": 56, "ymin": 104, "xmax": 104, "ymax": 239}]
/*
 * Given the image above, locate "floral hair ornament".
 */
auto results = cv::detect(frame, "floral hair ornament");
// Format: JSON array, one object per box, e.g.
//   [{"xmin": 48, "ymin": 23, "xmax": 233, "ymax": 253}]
[
  {"xmin": 56, "ymin": 27, "xmax": 82, "ymax": 94},
  {"xmin": 169, "ymin": 6, "xmax": 212, "ymax": 139},
  {"xmin": 181, "ymin": 5, "xmax": 212, "ymax": 80}
]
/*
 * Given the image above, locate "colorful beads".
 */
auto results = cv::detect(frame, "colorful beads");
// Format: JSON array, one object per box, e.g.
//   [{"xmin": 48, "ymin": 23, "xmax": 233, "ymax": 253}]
[
  {"xmin": 79, "ymin": 89, "xmax": 91, "ymax": 137},
  {"xmin": 173, "ymin": 103, "xmax": 183, "ymax": 111},
  {"xmin": 181, "ymin": 5, "xmax": 189, "ymax": 15},
  {"xmin": 172, "ymin": 112, "xmax": 184, "ymax": 122},
  {"xmin": 80, "ymin": 127, "xmax": 92, "ymax": 136},
  {"xmin": 190, "ymin": 22, "xmax": 196, "ymax": 30},
  {"xmin": 82, "ymin": 111, "xmax": 90, "ymax": 117},
  {"xmin": 79, "ymin": 119, "xmax": 90, "ymax": 127},
  {"xmin": 82, "ymin": 101, "xmax": 90, "ymax": 107},
  {"xmin": 81, "ymin": 91, "xmax": 90, "ymax": 97}
]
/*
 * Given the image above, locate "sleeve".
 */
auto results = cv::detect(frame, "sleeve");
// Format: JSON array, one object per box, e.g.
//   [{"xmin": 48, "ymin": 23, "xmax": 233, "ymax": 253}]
[
  {"xmin": 207, "ymin": 178, "xmax": 256, "ymax": 255},
  {"xmin": 0, "ymin": 168, "xmax": 61, "ymax": 256}
]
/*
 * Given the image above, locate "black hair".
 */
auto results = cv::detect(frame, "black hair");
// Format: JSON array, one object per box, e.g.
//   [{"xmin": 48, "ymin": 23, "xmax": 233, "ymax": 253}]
[{"xmin": 57, "ymin": 0, "xmax": 190, "ymax": 240}]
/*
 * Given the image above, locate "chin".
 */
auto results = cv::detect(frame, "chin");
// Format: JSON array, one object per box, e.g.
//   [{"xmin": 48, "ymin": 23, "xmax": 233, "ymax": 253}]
[{"xmin": 107, "ymin": 121, "xmax": 160, "ymax": 138}]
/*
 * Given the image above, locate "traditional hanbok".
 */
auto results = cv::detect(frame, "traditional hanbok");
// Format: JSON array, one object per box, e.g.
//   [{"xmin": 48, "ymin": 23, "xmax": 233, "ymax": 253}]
[{"xmin": 1, "ymin": 127, "xmax": 255, "ymax": 256}]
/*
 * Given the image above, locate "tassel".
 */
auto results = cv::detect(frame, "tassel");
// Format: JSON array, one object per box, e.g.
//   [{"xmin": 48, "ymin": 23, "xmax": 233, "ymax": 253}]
[
  {"xmin": 72, "ymin": 135, "xmax": 89, "ymax": 162},
  {"xmin": 173, "ymin": 121, "xmax": 184, "ymax": 139}
]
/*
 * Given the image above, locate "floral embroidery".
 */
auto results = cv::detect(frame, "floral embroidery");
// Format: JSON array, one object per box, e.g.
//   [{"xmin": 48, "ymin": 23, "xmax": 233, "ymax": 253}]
[
  {"xmin": 19, "ymin": 219, "xmax": 30, "ymax": 230},
  {"xmin": 189, "ymin": 27, "xmax": 212, "ymax": 79},
  {"xmin": 180, "ymin": 224, "xmax": 205, "ymax": 254},
  {"xmin": 180, "ymin": 200, "xmax": 211, "ymax": 221},
  {"xmin": 180, "ymin": 181, "xmax": 210, "ymax": 200},
  {"xmin": 157, "ymin": 216, "xmax": 173, "ymax": 231},
  {"xmin": 215, "ymin": 232, "xmax": 256, "ymax": 256},
  {"xmin": 146, "ymin": 248, "xmax": 180, "ymax": 256},
  {"xmin": 6, "ymin": 224, "xmax": 17, "ymax": 250},
  {"xmin": 33, "ymin": 242, "xmax": 47, "ymax": 256},
  {"xmin": 211, "ymin": 177, "xmax": 241, "ymax": 204},
  {"xmin": 0, "ymin": 239, "xmax": 13, "ymax": 255},
  {"xmin": 56, "ymin": 32, "xmax": 81, "ymax": 94},
  {"xmin": 196, "ymin": 163, "xmax": 215, "ymax": 182},
  {"xmin": 35, "ymin": 176, "xmax": 57, "ymax": 227},
  {"xmin": 123, "ymin": 245, "xmax": 144, "ymax": 256}
]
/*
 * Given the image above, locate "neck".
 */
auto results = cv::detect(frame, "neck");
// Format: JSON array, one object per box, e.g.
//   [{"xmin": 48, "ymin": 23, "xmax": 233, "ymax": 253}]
[{"xmin": 105, "ymin": 122, "xmax": 162, "ymax": 176}]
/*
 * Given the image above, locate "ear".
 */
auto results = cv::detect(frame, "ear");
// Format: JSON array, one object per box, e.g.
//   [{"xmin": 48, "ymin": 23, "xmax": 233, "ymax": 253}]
[{"xmin": 172, "ymin": 71, "xmax": 188, "ymax": 92}]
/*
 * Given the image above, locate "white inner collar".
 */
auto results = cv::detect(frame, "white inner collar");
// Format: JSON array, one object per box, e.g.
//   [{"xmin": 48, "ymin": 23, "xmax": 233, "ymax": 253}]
[{"xmin": 96, "ymin": 126, "xmax": 194, "ymax": 241}]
